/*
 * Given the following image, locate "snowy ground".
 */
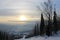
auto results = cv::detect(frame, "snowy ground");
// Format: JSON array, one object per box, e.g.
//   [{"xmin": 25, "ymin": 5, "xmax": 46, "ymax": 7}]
[
  {"xmin": 15, "ymin": 35, "xmax": 60, "ymax": 40},
  {"xmin": 15, "ymin": 31, "xmax": 60, "ymax": 40},
  {"xmin": 15, "ymin": 37, "xmax": 60, "ymax": 40}
]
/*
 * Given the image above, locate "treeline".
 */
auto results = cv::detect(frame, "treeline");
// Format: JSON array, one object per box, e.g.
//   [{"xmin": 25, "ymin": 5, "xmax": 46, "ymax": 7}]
[
  {"xmin": 24, "ymin": 0, "xmax": 60, "ymax": 38},
  {"xmin": 33, "ymin": 10, "xmax": 59, "ymax": 36},
  {"xmin": 0, "ymin": 31, "xmax": 14, "ymax": 40},
  {"xmin": 32, "ymin": 0, "xmax": 59, "ymax": 37},
  {"xmin": 25, "ymin": 9, "xmax": 59, "ymax": 38}
]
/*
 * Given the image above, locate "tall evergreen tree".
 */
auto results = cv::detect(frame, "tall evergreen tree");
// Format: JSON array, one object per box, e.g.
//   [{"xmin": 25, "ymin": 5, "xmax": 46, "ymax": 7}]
[
  {"xmin": 0, "ymin": 31, "xmax": 14, "ymax": 40},
  {"xmin": 34, "ymin": 24, "xmax": 37, "ymax": 36},
  {"xmin": 40, "ymin": 13, "xmax": 45, "ymax": 36},
  {"xmin": 46, "ymin": 14, "xmax": 52, "ymax": 36},
  {"xmin": 36, "ymin": 23, "xmax": 39, "ymax": 35},
  {"xmin": 39, "ymin": 0, "xmax": 53, "ymax": 36},
  {"xmin": 34, "ymin": 23, "xmax": 39, "ymax": 36},
  {"xmin": 53, "ymin": 7, "xmax": 58, "ymax": 34}
]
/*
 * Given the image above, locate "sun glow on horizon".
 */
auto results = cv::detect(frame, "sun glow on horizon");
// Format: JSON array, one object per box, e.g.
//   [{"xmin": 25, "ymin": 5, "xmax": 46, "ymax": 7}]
[{"xmin": 19, "ymin": 15, "xmax": 27, "ymax": 21}]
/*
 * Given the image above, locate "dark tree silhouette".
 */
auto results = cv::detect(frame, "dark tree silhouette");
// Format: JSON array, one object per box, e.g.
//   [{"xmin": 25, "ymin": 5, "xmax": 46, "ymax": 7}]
[
  {"xmin": 34, "ymin": 24, "xmax": 37, "ymax": 36},
  {"xmin": 40, "ymin": 13, "xmax": 45, "ymax": 36},
  {"xmin": 34, "ymin": 23, "xmax": 39, "ymax": 36},
  {"xmin": 53, "ymin": 7, "xmax": 58, "ymax": 34},
  {"xmin": 46, "ymin": 14, "xmax": 52, "ymax": 36},
  {"xmin": 35, "ymin": 0, "xmax": 53, "ymax": 36},
  {"xmin": 36, "ymin": 23, "xmax": 39, "ymax": 35},
  {"xmin": 0, "ymin": 31, "xmax": 14, "ymax": 40},
  {"xmin": 41, "ymin": 0, "xmax": 53, "ymax": 36}
]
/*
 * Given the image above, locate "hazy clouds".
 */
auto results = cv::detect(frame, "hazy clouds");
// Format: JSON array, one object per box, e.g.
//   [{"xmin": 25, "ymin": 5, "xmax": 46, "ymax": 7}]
[
  {"xmin": 0, "ymin": 0, "xmax": 45, "ymax": 16},
  {"xmin": 0, "ymin": 0, "xmax": 59, "ymax": 16}
]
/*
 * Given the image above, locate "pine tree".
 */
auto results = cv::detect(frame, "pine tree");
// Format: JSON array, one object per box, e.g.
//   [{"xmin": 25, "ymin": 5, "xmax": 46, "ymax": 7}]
[
  {"xmin": 0, "ymin": 31, "xmax": 1, "ymax": 39},
  {"xmin": 46, "ymin": 14, "xmax": 52, "ymax": 36},
  {"xmin": 40, "ymin": 13, "xmax": 45, "ymax": 36},
  {"xmin": 34, "ymin": 23, "xmax": 39, "ymax": 36},
  {"xmin": 36, "ymin": 23, "xmax": 39, "ymax": 35},
  {"xmin": 53, "ymin": 7, "xmax": 58, "ymax": 34},
  {"xmin": 34, "ymin": 24, "xmax": 37, "ymax": 36},
  {"xmin": 0, "ymin": 31, "xmax": 14, "ymax": 40}
]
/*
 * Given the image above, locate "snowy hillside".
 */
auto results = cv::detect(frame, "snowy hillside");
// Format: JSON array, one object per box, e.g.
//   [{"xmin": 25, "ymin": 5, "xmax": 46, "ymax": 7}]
[
  {"xmin": 15, "ymin": 36, "xmax": 60, "ymax": 40},
  {"xmin": 15, "ymin": 33, "xmax": 60, "ymax": 40}
]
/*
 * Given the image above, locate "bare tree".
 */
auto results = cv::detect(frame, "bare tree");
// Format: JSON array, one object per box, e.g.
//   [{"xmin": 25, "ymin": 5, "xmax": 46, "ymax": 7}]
[
  {"xmin": 36, "ymin": 0, "xmax": 53, "ymax": 36},
  {"xmin": 42, "ymin": 0, "xmax": 53, "ymax": 36}
]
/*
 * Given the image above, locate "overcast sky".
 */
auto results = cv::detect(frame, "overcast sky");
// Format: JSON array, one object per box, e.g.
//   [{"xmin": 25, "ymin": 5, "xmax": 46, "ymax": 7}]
[
  {"xmin": 0, "ymin": 0, "xmax": 42, "ymax": 16},
  {"xmin": 0, "ymin": 0, "xmax": 60, "ymax": 23},
  {"xmin": 0, "ymin": 0, "xmax": 60, "ymax": 33},
  {"xmin": 0, "ymin": 0, "xmax": 59, "ymax": 16}
]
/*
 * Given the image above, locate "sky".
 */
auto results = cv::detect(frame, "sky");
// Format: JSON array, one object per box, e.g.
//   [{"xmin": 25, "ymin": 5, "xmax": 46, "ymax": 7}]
[
  {"xmin": 0, "ymin": 0, "xmax": 43, "ymax": 16},
  {"xmin": 0, "ymin": 0, "xmax": 60, "ymax": 33},
  {"xmin": 0, "ymin": 0, "xmax": 60, "ymax": 23}
]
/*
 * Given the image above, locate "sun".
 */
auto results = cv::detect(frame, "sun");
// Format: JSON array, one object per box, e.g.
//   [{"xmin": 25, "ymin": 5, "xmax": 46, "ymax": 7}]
[{"xmin": 19, "ymin": 15, "xmax": 27, "ymax": 21}]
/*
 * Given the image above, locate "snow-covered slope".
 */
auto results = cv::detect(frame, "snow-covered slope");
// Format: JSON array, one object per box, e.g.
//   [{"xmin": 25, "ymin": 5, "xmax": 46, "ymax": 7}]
[
  {"xmin": 15, "ymin": 31, "xmax": 60, "ymax": 40},
  {"xmin": 15, "ymin": 35, "xmax": 60, "ymax": 40}
]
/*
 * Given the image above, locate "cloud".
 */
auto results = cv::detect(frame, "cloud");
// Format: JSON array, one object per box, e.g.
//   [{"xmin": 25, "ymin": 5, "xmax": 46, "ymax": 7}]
[
  {"xmin": 0, "ymin": 0, "xmax": 44, "ymax": 16},
  {"xmin": 0, "ymin": 0, "xmax": 44, "ymax": 9},
  {"xmin": 0, "ymin": 9, "xmax": 41, "ymax": 16},
  {"xmin": 0, "ymin": 9, "xmax": 18, "ymax": 16},
  {"xmin": 0, "ymin": 0, "xmax": 59, "ymax": 16}
]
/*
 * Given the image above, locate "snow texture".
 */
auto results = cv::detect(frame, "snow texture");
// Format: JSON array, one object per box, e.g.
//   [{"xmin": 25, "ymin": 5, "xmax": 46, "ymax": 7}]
[{"xmin": 15, "ymin": 31, "xmax": 60, "ymax": 40}]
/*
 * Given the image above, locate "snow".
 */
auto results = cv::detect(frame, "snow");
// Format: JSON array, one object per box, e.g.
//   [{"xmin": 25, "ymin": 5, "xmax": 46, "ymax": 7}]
[
  {"xmin": 15, "ymin": 36, "xmax": 60, "ymax": 40},
  {"xmin": 15, "ymin": 31, "xmax": 60, "ymax": 40}
]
